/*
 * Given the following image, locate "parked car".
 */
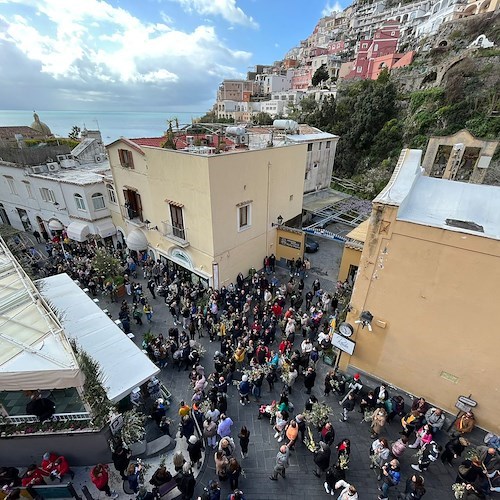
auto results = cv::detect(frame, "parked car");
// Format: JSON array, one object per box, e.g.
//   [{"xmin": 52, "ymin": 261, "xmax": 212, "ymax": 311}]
[{"xmin": 305, "ymin": 236, "xmax": 319, "ymax": 253}]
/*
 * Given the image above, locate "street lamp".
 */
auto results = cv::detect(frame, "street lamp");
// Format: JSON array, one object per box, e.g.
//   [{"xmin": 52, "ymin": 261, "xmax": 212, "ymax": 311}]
[
  {"xmin": 272, "ymin": 215, "xmax": 284, "ymax": 227},
  {"xmin": 355, "ymin": 310, "xmax": 374, "ymax": 331}
]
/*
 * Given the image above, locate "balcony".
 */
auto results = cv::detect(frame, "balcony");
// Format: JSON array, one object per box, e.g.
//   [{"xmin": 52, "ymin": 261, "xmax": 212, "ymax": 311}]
[
  {"xmin": 120, "ymin": 204, "xmax": 145, "ymax": 227},
  {"xmin": 1, "ymin": 412, "xmax": 93, "ymax": 437},
  {"xmin": 161, "ymin": 221, "xmax": 189, "ymax": 248}
]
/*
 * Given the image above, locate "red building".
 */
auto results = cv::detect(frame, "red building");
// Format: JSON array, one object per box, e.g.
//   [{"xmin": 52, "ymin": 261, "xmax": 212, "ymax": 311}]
[{"xmin": 345, "ymin": 20, "xmax": 401, "ymax": 80}]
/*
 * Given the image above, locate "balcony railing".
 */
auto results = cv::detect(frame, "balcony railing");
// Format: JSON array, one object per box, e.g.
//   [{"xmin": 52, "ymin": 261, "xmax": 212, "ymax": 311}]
[
  {"xmin": 161, "ymin": 221, "xmax": 189, "ymax": 247},
  {"xmin": 4, "ymin": 412, "xmax": 92, "ymax": 425},
  {"xmin": 120, "ymin": 205, "xmax": 144, "ymax": 225}
]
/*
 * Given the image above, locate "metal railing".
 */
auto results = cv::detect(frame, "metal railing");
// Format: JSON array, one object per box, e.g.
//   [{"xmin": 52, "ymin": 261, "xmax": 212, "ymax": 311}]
[
  {"xmin": 120, "ymin": 204, "xmax": 143, "ymax": 223},
  {"xmin": 4, "ymin": 412, "xmax": 91, "ymax": 425},
  {"xmin": 161, "ymin": 221, "xmax": 188, "ymax": 245}
]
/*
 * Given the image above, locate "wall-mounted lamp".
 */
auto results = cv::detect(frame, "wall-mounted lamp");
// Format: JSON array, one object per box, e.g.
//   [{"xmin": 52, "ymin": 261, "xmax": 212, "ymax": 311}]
[
  {"xmin": 355, "ymin": 310, "xmax": 374, "ymax": 331},
  {"xmin": 271, "ymin": 215, "xmax": 284, "ymax": 227},
  {"xmin": 143, "ymin": 220, "xmax": 158, "ymax": 231}
]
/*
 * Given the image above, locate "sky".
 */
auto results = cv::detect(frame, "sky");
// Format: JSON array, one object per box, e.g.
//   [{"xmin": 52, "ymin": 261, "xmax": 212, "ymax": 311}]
[{"xmin": 0, "ymin": 0, "xmax": 350, "ymax": 113}]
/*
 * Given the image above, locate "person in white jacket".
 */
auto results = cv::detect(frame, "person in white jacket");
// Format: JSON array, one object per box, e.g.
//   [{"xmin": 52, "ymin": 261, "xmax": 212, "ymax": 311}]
[{"xmin": 332, "ymin": 479, "xmax": 358, "ymax": 499}]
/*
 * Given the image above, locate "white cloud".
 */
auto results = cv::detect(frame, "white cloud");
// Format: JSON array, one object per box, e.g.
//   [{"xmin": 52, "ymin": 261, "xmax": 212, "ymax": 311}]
[
  {"xmin": 0, "ymin": 0, "xmax": 253, "ymax": 110},
  {"xmin": 171, "ymin": 0, "xmax": 259, "ymax": 28},
  {"xmin": 322, "ymin": 1, "xmax": 343, "ymax": 16}
]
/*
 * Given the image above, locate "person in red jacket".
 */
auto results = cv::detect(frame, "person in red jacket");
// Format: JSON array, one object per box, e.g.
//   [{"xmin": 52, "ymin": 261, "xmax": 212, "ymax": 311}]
[
  {"xmin": 50, "ymin": 456, "xmax": 75, "ymax": 482},
  {"xmin": 90, "ymin": 464, "xmax": 118, "ymax": 498},
  {"xmin": 40, "ymin": 452, "xmax": 58, "ymax": 474},
  {"xmin": 21, "ymin": 465, "xmax": 47, "ymax": 487}
]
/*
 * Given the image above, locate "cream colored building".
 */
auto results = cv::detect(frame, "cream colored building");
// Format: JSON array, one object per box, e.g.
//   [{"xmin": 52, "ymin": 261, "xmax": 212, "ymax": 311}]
[
  {"xmin": 340, "ymin": 148, "xmax": 500, "ymax": 432},
  {"xmin": 106, "ymin": 140, "xmax": 306, "ymax": 287}
]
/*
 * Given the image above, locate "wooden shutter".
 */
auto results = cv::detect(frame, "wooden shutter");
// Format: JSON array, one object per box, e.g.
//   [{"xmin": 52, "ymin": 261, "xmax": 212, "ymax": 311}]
[{"xmin": 135, "ymin": 192, "xmax": 143, "ymax": 221}]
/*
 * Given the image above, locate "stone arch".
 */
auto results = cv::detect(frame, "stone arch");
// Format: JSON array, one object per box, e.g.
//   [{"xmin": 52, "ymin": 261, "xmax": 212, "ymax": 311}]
[
  {"xmin": 421, "ymin": 71, "xmax": 437, "ymax": 84},
  {"xmin": 462, "ymin": 4, "xmax": 478, "ymax": 16},
  {"xmin": 479, "ymin": 0, "xmax": 491, "ymax": 12},
  {"xmin": 439, "ymin": 40, "xmax": 448, "ymax": 47}
]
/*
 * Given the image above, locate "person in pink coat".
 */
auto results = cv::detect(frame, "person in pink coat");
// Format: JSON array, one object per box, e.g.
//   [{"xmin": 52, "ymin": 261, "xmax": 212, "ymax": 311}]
[{"xmin": 409, "ymin": 424, "xmax": 433, "ymax": 449}]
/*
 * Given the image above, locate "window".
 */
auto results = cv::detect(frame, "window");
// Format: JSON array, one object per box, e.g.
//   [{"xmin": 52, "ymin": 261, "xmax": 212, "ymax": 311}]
[
  {"xmin": 40, "ymin": 187, "xmax": 56, "ymax": 203},
  {"xmin": 4, "ymin": 176, "xmax": 17, "ymax": 195},
  {"xmin": 326, "ymin": 141, "xmax": 331, "ymax": 149},
  {"xmin": 22, "ymin": 181, "xmax": 34, "ymax": 198},
  {"xmin": 107, "ymin": 184, "xmax": 117, "ymax": 204},
  {"xmin": 357, "ymin": 66, "xmax": 363, "ymax": 73},
  {"xmin": 170, "ymin": 203, "xmax": 186, "ymax": 240},
  {"xmin": 118, "ymin": 149, "xmax": 134, "ymax": 169},
  {"xmin": 318, "ymin": 142, "xmax": 322, "ymax": 151},
  {"xmin": 92, "ymin": 192, "xmax": 106, "ymax": 210},
  {"xmin": 238, "ymin": 203, "xmax": 251, "ymax": 231},
  {"xmin": 74, "ymin": 193, "xmax": 86, "ymax": 211},
  {"xmin": 307, "ymin": 143, "xmax": 313, "ymax": 152}
]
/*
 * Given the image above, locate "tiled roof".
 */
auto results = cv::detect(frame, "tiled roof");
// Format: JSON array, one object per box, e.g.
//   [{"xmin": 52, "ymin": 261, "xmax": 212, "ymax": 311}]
[{"xmin": 130, "ymin": 137, "xmax": 165, "ymax": 147}]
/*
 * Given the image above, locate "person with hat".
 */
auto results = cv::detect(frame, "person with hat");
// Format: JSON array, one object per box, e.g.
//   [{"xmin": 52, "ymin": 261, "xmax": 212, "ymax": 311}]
[
  {"xmin": 238, "ymin": 375, "xmax": 251, "ymax": 406},
  {"xmin": 187, "ymin": 435, "xmax": 203, "ymax": 469}
]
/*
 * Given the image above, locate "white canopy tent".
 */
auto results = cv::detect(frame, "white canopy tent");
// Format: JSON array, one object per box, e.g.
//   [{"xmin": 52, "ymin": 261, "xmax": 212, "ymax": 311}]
[
  {"xmin": 40, "ymin": 273, "xmax": 160, "ymax": 402},
  {"xmin": 0, "ymin": 238, "xmax": 82, "ymax": 391}
]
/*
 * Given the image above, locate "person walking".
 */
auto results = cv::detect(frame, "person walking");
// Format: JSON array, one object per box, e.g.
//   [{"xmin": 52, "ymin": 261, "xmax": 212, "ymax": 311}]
[
  {"xmin": 238, "ymin": 426, "xmax": 250, "ymax": 459},
  {"xmin": 111, "ymin": 445, "xmax": 131, "ymax": 480},
  {"xmin": 228, "ymin": 457, "xmax": 242, "ymax": 491},
  {"xmin": 90, "ymin": 464, "xmax": 118, "ymax": 498},
  {"xmin": 304, "ymin": 367, "xmax": 317, "ymax": 395},
  {"xmin": 143, "ymin": 302, "xmax": 153, "ymax": 323},
  {"xmin": 340, "ymin": 393, "xmax": 356, "ymax": 422},
  {"xmin": 371, "ymin": 407, "xmax": 387, "ymax": 439},
  {"xmin": 378, "ymin": 459, "xmax": 401, "ymax": 500},
  {"xmin": 313, "ymin": 441, "xmax": 331, "ymax": 478},
  {"xmin": 269, "ymin": 444, "xmax": 291, "ymax": 481},
  {"xmin": 187, "ymin": 435, "xmax": 203, "ymax": 469}
]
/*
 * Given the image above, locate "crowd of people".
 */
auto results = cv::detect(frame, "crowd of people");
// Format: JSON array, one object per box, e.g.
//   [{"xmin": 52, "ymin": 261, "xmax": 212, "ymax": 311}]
[{"xmin": 6, "ymin": 236, "xmax": 500, "ymax": 500}]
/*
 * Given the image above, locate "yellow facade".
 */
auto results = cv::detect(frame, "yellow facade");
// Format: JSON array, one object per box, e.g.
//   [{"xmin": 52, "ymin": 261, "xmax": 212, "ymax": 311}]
[
  {"xmin": 340, "ymin": 149, "xmax": 500, "ymax": 432},
  {"xmin": 337, "ymin": 219, "xmax": 369, "ymax": 283},
  {"xmin": 107, "ymin": 141, "xmax": 306, "ymax": 287}
]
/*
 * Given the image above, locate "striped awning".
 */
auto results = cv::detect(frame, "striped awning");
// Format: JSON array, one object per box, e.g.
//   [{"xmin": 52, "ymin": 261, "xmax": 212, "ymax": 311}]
[{"xmin": 165, "ymin": 199, "xmax": 184, "ymax": 207}]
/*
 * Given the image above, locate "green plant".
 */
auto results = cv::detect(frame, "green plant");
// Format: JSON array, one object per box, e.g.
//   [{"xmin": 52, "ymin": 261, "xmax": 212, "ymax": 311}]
[
  {"xmin": 91, "ymin": 249, "xmax": 123, "ymax": 281},
  {"xmin": 119, "ymin": 408, "xmax": 147, "ymax": 446},
  {"xmin": 77, "ymin": 349, "xmax": 113, "ymax": 428}
]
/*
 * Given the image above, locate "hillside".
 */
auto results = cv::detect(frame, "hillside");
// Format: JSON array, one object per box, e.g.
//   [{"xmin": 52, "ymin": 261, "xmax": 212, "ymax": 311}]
[{"xmin": 295, "ymin": 10, "xmax": 500, "ymax": 197}]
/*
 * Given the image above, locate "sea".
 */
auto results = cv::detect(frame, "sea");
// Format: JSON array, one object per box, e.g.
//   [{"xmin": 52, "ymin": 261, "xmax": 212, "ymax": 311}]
[{"xmin": 0, "ymin": 109, "xmax": 203, "ymax": 143}]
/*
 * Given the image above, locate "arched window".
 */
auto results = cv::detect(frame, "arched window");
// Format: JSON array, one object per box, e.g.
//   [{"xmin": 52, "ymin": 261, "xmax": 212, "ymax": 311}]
[
  {"xmin": 92, "ymin": 192, "xmax": 106, "ymax": 210},
  {"xmin": 74, "ymin": 193, "xmax": 86, "ymax": 211},
  {"xmin": 106, "ymin": 184, "xmax": 117, "ymax": 204}
]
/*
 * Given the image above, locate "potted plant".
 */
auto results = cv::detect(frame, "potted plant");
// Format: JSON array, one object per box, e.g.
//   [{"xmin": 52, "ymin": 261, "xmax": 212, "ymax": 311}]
[
  {"xmin": 120, "ymin": 408, "xmax": 147, "ymax": 456},
  {"xmin": 91, "ymin": 249, "xmax": 125, "ymax": 297}
]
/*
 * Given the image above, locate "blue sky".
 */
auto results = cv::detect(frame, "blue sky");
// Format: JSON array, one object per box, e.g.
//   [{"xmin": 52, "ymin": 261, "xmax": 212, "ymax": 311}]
[{"xmin": 0, "ymin": 0, "xmax": 349, "ymax": 112}]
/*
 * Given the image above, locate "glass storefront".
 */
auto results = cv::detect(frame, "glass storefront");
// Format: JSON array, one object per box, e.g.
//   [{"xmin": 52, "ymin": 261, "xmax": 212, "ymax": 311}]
[{"xmin": 157, "ymin": 253, "xmax": 209, "ymax": 289}]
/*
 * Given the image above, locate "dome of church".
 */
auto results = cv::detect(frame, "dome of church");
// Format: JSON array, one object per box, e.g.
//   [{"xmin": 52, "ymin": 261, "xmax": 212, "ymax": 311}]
[{"xmin": 30, "ymin": 112, "xmax": 52, "ymax": 136}]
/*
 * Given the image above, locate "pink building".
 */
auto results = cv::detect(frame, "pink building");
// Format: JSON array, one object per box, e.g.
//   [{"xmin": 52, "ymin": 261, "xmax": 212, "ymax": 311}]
[
  {"xmin": 345, "ymin": 20, "xmax": 401, "ymax": 80},
  {"xmin": 291, "ymin": 67, "xmax": 313, "ymax": 90},
  {"xmin": 327, "ymin": 40, "xmax": 345, "ymax": 55}
]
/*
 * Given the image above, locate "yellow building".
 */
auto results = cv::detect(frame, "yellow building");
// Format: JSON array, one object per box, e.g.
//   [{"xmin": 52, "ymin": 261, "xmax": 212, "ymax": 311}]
[
  {"xmin": 106, "ymin": 139, "xmax": 306, "ymax": 287},
  {"xmin": 337, "ymin": 219, "xmax": 369, "ymax": 284},
  {"xmin": 340, "ymin": 148, "xmax": 500, "ymax": 432}
]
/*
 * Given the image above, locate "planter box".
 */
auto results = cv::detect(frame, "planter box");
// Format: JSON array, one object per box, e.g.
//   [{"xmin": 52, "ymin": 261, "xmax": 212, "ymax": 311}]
[
  {"xmin": 129, "ymin": 438, "xmax": 147, "ymax": 456},
  {"xmin": 323, "ymin": 354, "xmax": 335, "ymax": 366}
]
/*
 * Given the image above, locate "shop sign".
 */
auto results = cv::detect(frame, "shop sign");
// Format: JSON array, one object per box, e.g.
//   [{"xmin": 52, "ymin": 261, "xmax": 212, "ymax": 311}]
[
  {"xmin": 279, "ymin": 237, "xmax": 301, "ymax": 250},
  {"xmin": 332, "ymin": 332, "xmax": 356, "ymax": 355}
]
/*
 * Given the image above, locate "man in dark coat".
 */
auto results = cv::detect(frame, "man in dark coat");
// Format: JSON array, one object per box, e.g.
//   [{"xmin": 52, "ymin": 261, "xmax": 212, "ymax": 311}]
[
  {"xmin": 304, "ymin": 367, "xmax": 317, "ymax": 395},
  {"xmin": 176, "ymin": 464, "xmax": 196, "ymax": 500},
  {"xmin": 112, "ymin": 446, "xmax": 131, "ymax": 480},
  {"xmin": 313, "ymin": 441, "xmax": 331, "ymax": 477}
]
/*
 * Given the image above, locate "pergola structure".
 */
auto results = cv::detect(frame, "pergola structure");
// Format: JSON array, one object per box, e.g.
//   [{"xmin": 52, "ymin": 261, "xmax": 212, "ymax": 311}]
[{"xmin": 303, "ymin": 192, "xmax": 372, "ymax": 241}]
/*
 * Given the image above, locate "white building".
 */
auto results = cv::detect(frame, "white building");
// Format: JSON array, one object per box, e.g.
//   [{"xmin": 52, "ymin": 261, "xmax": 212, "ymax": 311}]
[
  {"xmin": 0, "ymin": 136, "xmax": 118, "ymax": 243},
  {"xmin": 415, "ymin": 0, "xmax": 465, "ymax": 38},
  {"xmin": 255, "ymin": 71, "xmax": 293, "ymax": 94}
]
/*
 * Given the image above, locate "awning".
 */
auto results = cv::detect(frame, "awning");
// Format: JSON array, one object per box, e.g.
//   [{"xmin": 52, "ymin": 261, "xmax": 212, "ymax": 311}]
[
  {"xmin": 66, "ymin": 221, "xmax": 90, "ymax": 242},
  {"xmin": 165, "ymin": 199, "xmax": 184, "ymax": 207},
  {"xmin": 126, "ymin": 229, "xmax": 148, "ymax": 251},
  {"xmin": 94, "ymin": 219, "xmax": 117, "ymax": 238},
  {"xmin": 48, "ymin": 219, "xmax": 64, "ymax": 231},
  {"xmin": 40, "ymin": 273, "xmax": 159, "ymax": 402}
]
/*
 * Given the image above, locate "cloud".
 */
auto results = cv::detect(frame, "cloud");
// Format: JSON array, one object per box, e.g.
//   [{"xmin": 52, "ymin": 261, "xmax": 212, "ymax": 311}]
[
  {"xmin": 171, "ymin": 0, "xmax": 259, "ymax": 28},
  {"xmin": 322, "ymin": 1, "xmax": 343, "ymax": 16},
  {"xmin": 0, "ymin": 0, "xmax": 252, "ymax": 111}
]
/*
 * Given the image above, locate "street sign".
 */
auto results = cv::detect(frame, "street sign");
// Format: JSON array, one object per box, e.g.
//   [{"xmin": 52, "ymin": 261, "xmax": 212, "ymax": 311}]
[
  {"xmin": 332, "ymin": 332, "xmax": 356, "ymax": 355},
  {"xmin": 455, "ymin": 396, "xmax": 477, "ymax": 413}
]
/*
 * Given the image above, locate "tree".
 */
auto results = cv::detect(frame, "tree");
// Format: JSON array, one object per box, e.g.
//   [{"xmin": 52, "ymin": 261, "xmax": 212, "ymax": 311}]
[
  {"xmin": 254, "ymin": 112, "xmax": 273, "ymax": 125},
  {"xmin": 312, "ymin": 64, "xmax": 329, "ymax": 87},
  {"xmin": 68, "ymin": 125, "xmax": 80, "ymax": 140}
]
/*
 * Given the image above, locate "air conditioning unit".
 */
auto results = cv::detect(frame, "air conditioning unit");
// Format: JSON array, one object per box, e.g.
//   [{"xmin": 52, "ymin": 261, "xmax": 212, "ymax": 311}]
[
  {"xmin": 95, "ymin": 154, "xmax": 105, "ymax": 163},
  {"xmin": 238, "ymin": 134, "xmax": 249, "ymax": 145},
  {"xmin": 47, "ymin": 163, "xmax": 60, "ymax": 172},
  {"xmin": 31, "ymin": 166, "xmax": 45, "ymax": 174},
  {"xmin": 186, "ymin": 136, "xmax": 195, "ymax": 145}
]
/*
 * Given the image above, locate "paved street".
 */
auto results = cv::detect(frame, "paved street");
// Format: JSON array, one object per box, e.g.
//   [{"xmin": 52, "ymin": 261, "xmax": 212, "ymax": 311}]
[{"xmin": 93, "ymin": 257, "xmax": 468, "ymax": 500}]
